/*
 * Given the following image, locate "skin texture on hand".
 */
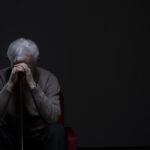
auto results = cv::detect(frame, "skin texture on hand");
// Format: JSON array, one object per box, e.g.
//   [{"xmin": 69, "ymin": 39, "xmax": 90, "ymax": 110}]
[
  {"xmin": 7, "ymin": 63, "xmax": 36, "ymax": 92},
  {"xmin": 14, "ymin": 63, "xmax": 36, "ymax": 89}
]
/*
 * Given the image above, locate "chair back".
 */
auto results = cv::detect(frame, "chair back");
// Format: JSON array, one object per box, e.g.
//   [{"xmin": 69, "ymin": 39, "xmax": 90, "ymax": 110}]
[{"xmin": 58, "ymin": 91, "xmax": 64, "ymax": 125}]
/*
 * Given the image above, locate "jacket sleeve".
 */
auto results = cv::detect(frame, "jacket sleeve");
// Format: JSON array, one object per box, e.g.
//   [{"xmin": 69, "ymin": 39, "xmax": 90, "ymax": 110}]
[
  {"xmin": 30, "ymin": 74, "xmax": 61, "ymax": 124},
  {"xmin": 0, "ymin": 75, "xmax": 13, "ymax": 121}
]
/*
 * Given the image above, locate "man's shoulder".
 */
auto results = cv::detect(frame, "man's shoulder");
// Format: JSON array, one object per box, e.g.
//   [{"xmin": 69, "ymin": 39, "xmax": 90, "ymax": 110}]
[
  {"xmin": 36, "ymin": 66, "xmax": 58, "ymax": 81},
  {"xmin": 37, "ymin": 66, "xmax": 53, "ymax": 76},
  {"xmin": 36, "ymin": 66, "xmax": 60, "ymax": 89},
  {"xmin": 0, "ymin": 67, "xmax": 10, "ymax": 73},
  {"xmin": 0, "ymin": 67, "xmax": 10, "ymax": 83},
  {"xmin": 0, "ymin": 67, "xmax": 10, "ymax": 77}
]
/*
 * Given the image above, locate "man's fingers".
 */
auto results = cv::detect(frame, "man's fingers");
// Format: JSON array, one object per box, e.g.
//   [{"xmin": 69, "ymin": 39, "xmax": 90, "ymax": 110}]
[
  {"xmin": 14, "ymin": 63, "xmax": 28, "ymax": 71},
  {"xmin": 14, "ymin": 66, "xmax": 25, "ymax": 73},
  {"xmin": 14, "ymin": 62, "xmax": 28, "ymax": 67}
]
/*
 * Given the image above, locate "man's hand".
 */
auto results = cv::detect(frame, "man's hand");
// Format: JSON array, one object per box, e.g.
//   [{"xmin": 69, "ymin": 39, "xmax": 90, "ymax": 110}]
[
  {"xmin": 6, "ymin": 64, "xmax": 25, "ymax": 92},
  {"xmin": 7, "ymin": 63, "xmax": 36, "ymax": 92},
  {"xmin": 14, "ymin": 63, "xmax": 36, "ymax": 90}
]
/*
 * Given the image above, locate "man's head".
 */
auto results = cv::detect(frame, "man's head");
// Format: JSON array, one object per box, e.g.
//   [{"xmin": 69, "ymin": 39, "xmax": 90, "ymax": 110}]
[{"xmin": 7, "ymin": 38, "xmax": 40, "ymax": 74}]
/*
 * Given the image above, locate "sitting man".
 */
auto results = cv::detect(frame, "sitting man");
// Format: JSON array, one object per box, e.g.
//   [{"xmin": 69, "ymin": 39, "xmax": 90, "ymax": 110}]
[{"xmin": 0, "ymin": 38, "xmax": 66, "ymax": 150}]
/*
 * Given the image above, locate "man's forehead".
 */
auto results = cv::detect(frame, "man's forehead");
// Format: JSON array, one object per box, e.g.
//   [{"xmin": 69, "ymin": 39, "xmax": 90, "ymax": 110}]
[{"xmin": 13, "ymin": 54, "xmax": 34, "ymax": 64}]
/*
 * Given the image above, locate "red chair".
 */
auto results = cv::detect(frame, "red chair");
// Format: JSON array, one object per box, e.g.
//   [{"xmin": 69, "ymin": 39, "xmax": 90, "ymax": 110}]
[{"xmin": 58, "ymin": 91, "xmax": 78, "ymax": 150}]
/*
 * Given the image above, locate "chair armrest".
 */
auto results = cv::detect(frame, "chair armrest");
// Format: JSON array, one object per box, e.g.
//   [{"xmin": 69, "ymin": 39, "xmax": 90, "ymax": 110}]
[{"xmin": 65, "ymin": 127, "xmax": 78, "ymax": 150}]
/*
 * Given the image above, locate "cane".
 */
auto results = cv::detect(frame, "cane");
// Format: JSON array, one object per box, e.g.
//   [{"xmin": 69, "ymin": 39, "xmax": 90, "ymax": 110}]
[{"xmin": 18, "ymin": 72, "xmax": 24, "ymax": 150}]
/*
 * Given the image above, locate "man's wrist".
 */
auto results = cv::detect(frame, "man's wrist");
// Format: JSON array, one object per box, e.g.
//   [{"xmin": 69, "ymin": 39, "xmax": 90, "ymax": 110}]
[
  {"xmin": 6, "ymin": 82, "xmax": 14, "ymax": 93},
  {"xmin": 29, "ymin": 82, "xmax": 36, "ymax": 90}
]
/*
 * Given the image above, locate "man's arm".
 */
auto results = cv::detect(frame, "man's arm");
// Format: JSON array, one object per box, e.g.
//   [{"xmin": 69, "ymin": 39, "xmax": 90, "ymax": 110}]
[
  {"xmin": 0, "ymin": 75, "xmax": 13, "ymax": 120},
  {"xmin": 30, "ymin": 74, "xmax": 61, "ymax": 124}
]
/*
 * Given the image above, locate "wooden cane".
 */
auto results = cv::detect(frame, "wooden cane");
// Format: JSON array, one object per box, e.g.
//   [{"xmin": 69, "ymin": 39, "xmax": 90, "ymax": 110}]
[{"xmin": 18, "ymin": 73, "xmax": 24, "ymax": 150}]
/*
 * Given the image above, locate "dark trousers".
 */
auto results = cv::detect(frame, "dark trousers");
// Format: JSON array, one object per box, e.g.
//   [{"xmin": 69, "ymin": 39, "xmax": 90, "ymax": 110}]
[{"xmin": 0, "ymin": 123, "xmax": 67, "ymax": 150}]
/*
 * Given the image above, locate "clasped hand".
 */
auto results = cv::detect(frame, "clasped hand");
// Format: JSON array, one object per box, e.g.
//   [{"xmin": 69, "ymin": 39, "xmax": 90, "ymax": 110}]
[{"xmin": 8, "ymin": 63, "xmax": 36, "ymax": 90}]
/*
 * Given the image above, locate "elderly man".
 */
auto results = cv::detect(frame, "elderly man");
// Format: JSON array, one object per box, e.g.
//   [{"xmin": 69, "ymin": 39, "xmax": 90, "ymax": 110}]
[{"xmin": 0, "ymin": 38, "xmax": 66, "ymax": 150}]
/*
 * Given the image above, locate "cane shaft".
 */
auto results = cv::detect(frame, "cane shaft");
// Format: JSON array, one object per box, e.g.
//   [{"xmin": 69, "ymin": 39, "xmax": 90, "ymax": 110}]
[{"xmin": 19, "ymin": 75, "xmax": 24, "ymax": 150}]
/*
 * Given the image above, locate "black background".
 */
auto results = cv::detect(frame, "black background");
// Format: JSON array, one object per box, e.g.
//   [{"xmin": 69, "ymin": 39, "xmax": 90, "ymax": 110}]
[{"xmin": 0, "ymin": 0, "xmax": 150, "ymax": 148}]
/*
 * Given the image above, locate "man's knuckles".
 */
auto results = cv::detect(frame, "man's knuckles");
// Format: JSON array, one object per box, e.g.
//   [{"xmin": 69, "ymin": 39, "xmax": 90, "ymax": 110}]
[{"xmin": 15, "ymin": 64, "xmax": 28, "ymax": 71}]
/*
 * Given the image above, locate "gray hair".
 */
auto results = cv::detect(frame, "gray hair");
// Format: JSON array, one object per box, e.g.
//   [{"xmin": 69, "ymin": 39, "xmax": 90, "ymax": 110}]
[{"xmin": 7, "ymin": 38, "xmax": 40, "ymax": 64}]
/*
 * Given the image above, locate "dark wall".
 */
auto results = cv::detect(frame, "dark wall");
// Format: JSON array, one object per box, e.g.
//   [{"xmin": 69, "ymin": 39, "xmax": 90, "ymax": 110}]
[{"xmin": 0, "ymin": 0, "xmax": 150, "ymax": 147}]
